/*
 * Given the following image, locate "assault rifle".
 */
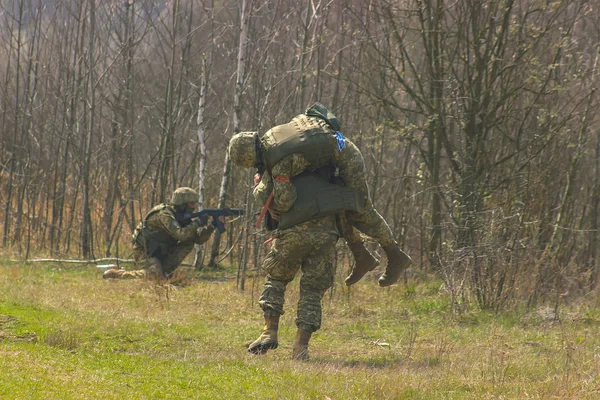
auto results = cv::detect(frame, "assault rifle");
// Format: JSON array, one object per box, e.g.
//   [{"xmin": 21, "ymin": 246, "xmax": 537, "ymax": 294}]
[{"xmin": 175, "ymin": 208, "xmax": 245, "ymax": 233}]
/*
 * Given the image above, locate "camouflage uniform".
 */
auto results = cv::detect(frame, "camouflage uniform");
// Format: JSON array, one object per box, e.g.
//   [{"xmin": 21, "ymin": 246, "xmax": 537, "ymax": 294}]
[
  {"xmin": 104, "ymin": 188, "xmax": 214, "ymax": 281},
  {"xmin": 258, "ymin": 214, "xmax": 339, "ymax": 332},
  {"xmin": 254, "ymin": 114, "xmax": 396, "ymax": 248},
  {"xmin": 131, "ymin": 203, "xmax": 214, "ymax": 278},
  {"xmin": 232, "ymin": 104, "xmax": 411, "ymax": 288}
]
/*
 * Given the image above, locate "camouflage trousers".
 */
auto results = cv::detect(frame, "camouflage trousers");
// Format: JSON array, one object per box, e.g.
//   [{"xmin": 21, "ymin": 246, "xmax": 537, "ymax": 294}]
[
  {"xmin": 336, "ymin": 140, "xmax": 397, "ymax": 247},
  {"xmin": 259, "ymin": 216, "xmax": 339, "ymax": 333},
  {"xmin": 339, "ymin": 207, "xmax": 396, "ymax": 248},
  {"xmin": 132, "ymin": 241, "xmax": 195, "ymax": 279}
]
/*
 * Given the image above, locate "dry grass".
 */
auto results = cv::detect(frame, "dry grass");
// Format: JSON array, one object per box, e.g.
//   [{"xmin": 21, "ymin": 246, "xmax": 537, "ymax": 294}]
[{"xmin": 1, "ymin": 260, "xmax": 600, "ymax": 399}]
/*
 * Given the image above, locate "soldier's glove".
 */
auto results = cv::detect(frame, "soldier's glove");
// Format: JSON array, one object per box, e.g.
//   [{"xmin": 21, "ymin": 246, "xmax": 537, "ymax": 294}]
[
  {"xmin": 193, "ymin": 215, "xmax": 209, "ymax": 228},
  {"xmin": 194, "ymin": 226, "xmax": 215, "ymax": 244},
  {"xmin": 210, "ymin": 216, "xmax": 226, "ymax": 229}
]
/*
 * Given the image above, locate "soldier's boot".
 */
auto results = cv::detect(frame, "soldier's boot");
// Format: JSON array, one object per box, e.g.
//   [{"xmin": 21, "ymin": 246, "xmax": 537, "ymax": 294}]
[
  {"xmin": 103, "ymin": 268, "xmax": 146, "ymax": 279},
  {"xmin": 292, "ymin": 328, "xmax": 312, "ymax": 361},
  {"xmin": 344, "ymin": 240, "xmax": 380, "ymax": 286},
  {"xmin": 102, "ymin": 267, "xmax": 122, "ymax": 279},
  {"xmin": 378, "ymin": 244, "xmax": 412, "ymax": 287},
  {"xmin": 248, "ymin": 315, "xmax": 279, "ymax": 355}
]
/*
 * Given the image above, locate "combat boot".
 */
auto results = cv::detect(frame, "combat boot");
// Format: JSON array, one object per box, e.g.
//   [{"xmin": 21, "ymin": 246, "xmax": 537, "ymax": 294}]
[
  {"xmin": 248, "ymin": 315, "xmax": 279, "ymax": 355},
  {"xmin": 292, "ymin": 328, "xmax": 312, "ymax": 361},
  {"xmin": 103, "ymin": 268, "xmax": 146, "ymax": 279},
  {"xmin": 102, "ymin": 267, "xmax": 122, "ymax": 279},
  {"xmin": 378, "ymin": 244, "xmax": 412, "ymax": 287},
  {"xmin": 344, "ymin": 240, "xmax": 379, "ymax": 286}
]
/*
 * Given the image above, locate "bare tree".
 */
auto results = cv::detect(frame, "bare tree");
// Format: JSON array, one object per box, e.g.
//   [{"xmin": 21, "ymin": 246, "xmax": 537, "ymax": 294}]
[{"xmin": 208, "ymin": 0, "xmax": 251, "ymax": 268}]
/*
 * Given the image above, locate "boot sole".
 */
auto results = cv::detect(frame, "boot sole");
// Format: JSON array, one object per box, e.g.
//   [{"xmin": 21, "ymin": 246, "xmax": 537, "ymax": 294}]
[{"xmin": 344, "ymin": 261, "xmax": 380, "ymax": 286}]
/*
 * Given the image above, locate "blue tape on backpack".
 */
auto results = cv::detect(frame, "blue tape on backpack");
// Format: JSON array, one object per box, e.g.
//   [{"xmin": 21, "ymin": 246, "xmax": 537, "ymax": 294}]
[{"xmin": 335, "ymin": 131, "xmax": 346, "ymax": 152}]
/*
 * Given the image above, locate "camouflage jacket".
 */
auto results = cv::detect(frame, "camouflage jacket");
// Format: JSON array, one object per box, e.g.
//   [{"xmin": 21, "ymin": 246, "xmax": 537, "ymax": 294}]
[
  {"xmin": 254, "ymin": 114, "xmax": 369, "ymax": 214},
  {"xmin": 132, "ymin": 204, "xmax": 214, "ymax": 256}
]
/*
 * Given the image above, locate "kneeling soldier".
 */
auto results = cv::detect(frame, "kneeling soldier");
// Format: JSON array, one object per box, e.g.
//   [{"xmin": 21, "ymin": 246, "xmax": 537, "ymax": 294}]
[{"xmin": 103, "ymin": 187, "xmax": 215, "ymax": 281}]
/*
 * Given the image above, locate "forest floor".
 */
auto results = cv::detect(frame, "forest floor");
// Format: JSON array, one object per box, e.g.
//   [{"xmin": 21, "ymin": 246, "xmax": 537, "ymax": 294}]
[{"xmin": 1, "ymin": 259, "xmax": 600, "ymax": 399}]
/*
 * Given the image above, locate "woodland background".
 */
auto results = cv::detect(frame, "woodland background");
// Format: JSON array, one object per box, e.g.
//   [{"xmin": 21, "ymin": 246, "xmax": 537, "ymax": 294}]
[{"xmin": 1, "ymin": 0, "xmax": 599, "ymax": 311}]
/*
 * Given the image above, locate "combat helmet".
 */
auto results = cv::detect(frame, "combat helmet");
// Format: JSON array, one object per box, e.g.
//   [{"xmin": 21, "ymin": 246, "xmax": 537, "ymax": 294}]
[
  {"xmin": 305, "ymin": 102, "xmax": 342, "ymax": 132},
  {"xmin": 229, "ymin": 132, "xmax": 259, "ymax": 168},
  {"xmin": 170, "ymin": 187, "xmax": 198, "ymax": 206}
]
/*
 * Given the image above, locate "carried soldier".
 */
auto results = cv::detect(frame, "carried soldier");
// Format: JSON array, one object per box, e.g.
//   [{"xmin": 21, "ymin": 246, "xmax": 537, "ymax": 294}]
[
  {"xmin": 228, "ymin": 103, "xmax": 412, "ymax": 360},
  {"xmin": 228, "ymin": 102, "xmax": 412, "ymax": 287}
]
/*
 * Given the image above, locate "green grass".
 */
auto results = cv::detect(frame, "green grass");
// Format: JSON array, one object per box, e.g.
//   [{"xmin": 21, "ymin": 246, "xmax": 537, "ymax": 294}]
[{"xmin": 1, "ymin": 261, "xmax": 600, "ymax": 399}]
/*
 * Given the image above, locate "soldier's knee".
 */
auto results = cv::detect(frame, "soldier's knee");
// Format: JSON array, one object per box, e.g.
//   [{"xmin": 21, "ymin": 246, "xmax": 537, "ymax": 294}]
[{"xmin": 145, "ymin": 257, "xmax": 164, "ymax": 279}]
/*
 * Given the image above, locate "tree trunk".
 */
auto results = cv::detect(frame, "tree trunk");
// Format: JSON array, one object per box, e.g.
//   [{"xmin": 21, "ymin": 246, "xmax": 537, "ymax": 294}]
[
  {"xmin": 209, "ymin": 0, "xmax": 250, "ymax": 268},
  {"xmin": 80, "ymin": 0, "xmax": 96, "ymax": 259},
  {"xmin": 194, "ymin": 54, "xmax": 209, "ymax": 269},
  {"xmin": 2, "ymin": 0, "xmax": 24, "ymax": 248}
]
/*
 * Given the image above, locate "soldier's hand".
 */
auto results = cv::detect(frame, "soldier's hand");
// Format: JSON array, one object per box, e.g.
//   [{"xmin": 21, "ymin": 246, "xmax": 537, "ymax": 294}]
[
  {"xmin": 210, "ymin": 216, "xmax": 226, "ymax": 228},
  {"xmin": 253, "ymin": 173, "xmax": 262, "ymax": 188},
  {"xmin": 193, "ymin": 215, "xmax": 209, "ymax": 228}
]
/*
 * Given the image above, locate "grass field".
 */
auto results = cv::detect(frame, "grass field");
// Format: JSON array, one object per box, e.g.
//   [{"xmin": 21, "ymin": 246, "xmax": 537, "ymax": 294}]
[{"xmin": 1, "ymin": 260, "xmax": 600, "ymax": 399}]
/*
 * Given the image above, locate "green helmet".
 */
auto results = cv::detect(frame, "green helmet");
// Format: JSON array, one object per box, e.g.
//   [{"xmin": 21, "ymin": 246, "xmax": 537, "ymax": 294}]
[
  {"xmin": 170, "ymin": 187, "xmax": 198, "ymax": 206},
  {"xmin": 228, "ymin": 132, "xmax": 259, "ymax": 168}
]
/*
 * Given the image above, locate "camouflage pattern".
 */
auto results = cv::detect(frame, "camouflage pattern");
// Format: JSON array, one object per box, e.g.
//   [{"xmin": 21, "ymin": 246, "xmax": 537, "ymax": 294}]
[
  {"xmin": 228, "ymin": 132, "xmax": 259, "ymax": 168},
  {"xmin": 170, "ymin": 187, "xmax": 199, "ymax": 206},
  {"xmin": 253, "ymin": 170, "xmax": 273, "ymax": 207},
  {"xmin": 258, "ymin": 215, "xmax": 339, "ymax": 333},
  {"xmin": 334, "ymin": 138, "xmax": 396, "ymax": 247},
  {"xmin": 130, "ymin": 203, "xmax": 214, "ymax": 279},
  {"xmin": 255, "ymin": 114, "xmax": 396, "ymax": 247}
]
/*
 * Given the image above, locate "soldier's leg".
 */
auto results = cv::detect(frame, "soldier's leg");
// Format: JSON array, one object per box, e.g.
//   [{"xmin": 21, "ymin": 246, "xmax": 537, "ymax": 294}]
[
  {"xmin": 347, "ymin": 208, "xmax": 412, "ymax": 287},
  {"xmin": 249, "ymin": 232, "xmax": 303, "ymax": 355},
  {"xmin": 346, "ymin": 208, "xmax": 395, "ymax": 246},
  {"xmin": 144, "ymin": 257, "xmax": 165, "ymax": 281},
  {"xmin": 103, "ymin": 268, "xmax": 146, "ymax": 279},
  {"xmin": 130, "ymin": 246, "xmax": 163, "ymax": 280},
  {"xmin": 294, "ymin": 232, "xmax": 337, "ymax": 360},
  {"xmin": 339, "ymin": 213, "xmax": 379, "ymax": 286},
  {"xmin": 337, "ymin": 140, "xmax": 396, "ymax": 245},
  {"xmin": 338, "ymin": 140, "xmax": 411, "ymax": 286},
  {"xmin": 161, "ymin": 242, "xmax": 195, "ymax": 278},
  {"xmin": 104, "ymin": 247, "xmax": 151, "ymax": 279}
]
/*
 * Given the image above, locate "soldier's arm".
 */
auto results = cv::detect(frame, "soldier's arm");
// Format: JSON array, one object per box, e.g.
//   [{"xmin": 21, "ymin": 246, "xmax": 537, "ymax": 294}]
[
  {"xmin": 270, "ymin": 158, "xmax": 296, "ymax": 212},
  {"xmin": 270, "ymin": 154, "xmax": 310, "ymax": 212},
  {"xmin": 149, "ymin": 211, "xmax": 200, "ymax": 242},
  {"xmin": 194, "ymin": 225, "xmax": 215, "ymax": 245},
  {"xmin": 253, "ymin": 170, "xmax": 273, "ymax": 206},
  {"xmin": 336, "ymin": 138, "xmax": 368, "ymax": 190}
]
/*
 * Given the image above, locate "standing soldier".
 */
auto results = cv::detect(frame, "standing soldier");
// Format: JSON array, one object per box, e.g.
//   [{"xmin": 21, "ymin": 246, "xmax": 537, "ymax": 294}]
[
  {"xmin": 229, "ymin": 145, "xmax": 341, "ymax": 361},
  {"xmin": 103, "ymin": 187, "xmax": 216, "ymax": 280},
  {"xmin": 228, "ymin": 103, "xmax": 411, "ymax": 287},
  {"xmin": 246, "ymin": 206, "xmax": 340, "ymax": 361}
]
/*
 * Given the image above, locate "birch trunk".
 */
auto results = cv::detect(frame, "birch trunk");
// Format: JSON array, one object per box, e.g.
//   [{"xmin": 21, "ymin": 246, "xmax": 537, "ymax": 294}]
[
  {"xmin": 209, "ymin": 0, "xmax": 250, "ymax": 268},
  {"xmin": 194, "ymin": 55, "xmax": 209, "ymax": 269}
]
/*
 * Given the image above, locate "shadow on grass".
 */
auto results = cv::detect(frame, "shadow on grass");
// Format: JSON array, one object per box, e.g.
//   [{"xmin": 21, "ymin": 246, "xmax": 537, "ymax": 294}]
[
  {"xmin": 0, "ymin": 315, "xmax": 38, "ymax": 343},
  {"xmin": 195, "ymin": 275, "xmax": 234, "ymax": 282},
  {"xmin": 314, "ymin": 354, "xmax": 408, "ymax": 369}
]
